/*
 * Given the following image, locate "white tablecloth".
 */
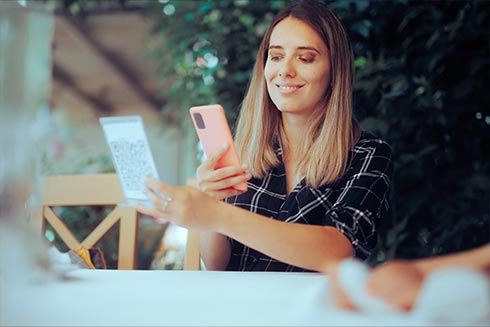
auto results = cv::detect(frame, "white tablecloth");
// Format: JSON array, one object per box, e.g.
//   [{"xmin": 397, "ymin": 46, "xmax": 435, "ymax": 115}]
[
  {"xmin": 1, "ymin": 268, "xmax": 488, "ymax": 326},
  {"xmin": 0, "ymin": 269, "xmax": 423, "ymax": 326}
]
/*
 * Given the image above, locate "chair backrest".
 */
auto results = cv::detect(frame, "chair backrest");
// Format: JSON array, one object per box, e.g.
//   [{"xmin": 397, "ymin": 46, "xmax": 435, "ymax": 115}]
[
  {"xmin": 32, "ymin": 174, "xmax": 203, "ymax": 271},
  {"xmin": 184, "ymin": 230, "xmax": 201, "ymax": 270},
  {"xmin": 31, "ymin": 174, "xmax": 138, "ymax": 270}
]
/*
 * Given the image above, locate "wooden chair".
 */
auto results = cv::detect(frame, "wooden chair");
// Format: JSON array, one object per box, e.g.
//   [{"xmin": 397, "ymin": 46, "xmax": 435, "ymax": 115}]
[
  {"xmin": 31, "ymin": 174, "xmax": 138, "ymax": 270},
  {"xmin": 184, "ymin": 230, "xmax": 200, "ymax": 270},
  {"xmin": 32, "ymin": 174, "xmax": 202, "ymax": 271},
  {"xmin": 183, "ymin": 179, "xmax": 201, "ymax": 270}
]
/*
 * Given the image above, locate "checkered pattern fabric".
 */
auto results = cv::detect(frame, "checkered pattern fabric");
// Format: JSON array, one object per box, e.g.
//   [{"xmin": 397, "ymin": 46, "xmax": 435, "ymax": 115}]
[{"xmin": 225, "ymin": 131, "xmax": 393, "ymax": 272}]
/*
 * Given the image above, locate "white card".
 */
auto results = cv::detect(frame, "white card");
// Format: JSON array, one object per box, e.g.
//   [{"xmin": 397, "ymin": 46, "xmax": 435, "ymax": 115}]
[{"xmin": 100, "ymin": 115, "xmax": 159, "ymax": 206}]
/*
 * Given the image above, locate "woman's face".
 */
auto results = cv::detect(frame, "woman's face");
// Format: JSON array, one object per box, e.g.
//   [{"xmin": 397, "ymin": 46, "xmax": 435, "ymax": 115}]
[{"xmin": 264, "ymin": 17, "xmax": 331, "ymax": 119}]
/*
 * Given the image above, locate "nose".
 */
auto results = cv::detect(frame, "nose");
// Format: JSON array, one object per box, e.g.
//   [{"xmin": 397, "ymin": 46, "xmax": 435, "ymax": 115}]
[{"xmin": 278, "ymin": 57, "xmax": 296, "ymax": 78}]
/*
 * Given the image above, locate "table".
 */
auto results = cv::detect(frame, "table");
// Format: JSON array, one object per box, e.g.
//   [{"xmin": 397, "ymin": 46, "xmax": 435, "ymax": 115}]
[{"xmin": 1, "ymin": 268, "xmax": 488, "ymax": 326}]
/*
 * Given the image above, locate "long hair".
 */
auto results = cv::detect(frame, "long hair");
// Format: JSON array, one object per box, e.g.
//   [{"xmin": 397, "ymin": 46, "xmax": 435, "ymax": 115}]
[{"xmin": 234, "ymin": 0, "xmax": 361, "ymax": 188}]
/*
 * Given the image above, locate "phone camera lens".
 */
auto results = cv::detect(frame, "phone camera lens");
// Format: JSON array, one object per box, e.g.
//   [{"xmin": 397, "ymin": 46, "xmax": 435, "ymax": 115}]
[{"xmin": 193, "ymin": 112, "xmax": 206, "ymax": 129}]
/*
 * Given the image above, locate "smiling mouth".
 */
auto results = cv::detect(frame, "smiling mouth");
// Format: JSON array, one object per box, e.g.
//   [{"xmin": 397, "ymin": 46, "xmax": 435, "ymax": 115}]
[{"xmin": 276, "ymin": 84, "xmax": 304, "ymax": 91}]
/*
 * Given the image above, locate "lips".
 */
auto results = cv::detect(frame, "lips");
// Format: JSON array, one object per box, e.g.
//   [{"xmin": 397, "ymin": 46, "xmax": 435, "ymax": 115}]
[{"xmin": 275, "ymin": 83, "xmax": 304, "ymax": 94}]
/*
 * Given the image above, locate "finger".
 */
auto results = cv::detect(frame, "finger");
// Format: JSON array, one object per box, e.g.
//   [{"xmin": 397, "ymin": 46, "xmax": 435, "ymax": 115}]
[
  {"xmin": 200, "ymin": 143, "xmax": 229, "ymax": 169},
  {"xmin": 134, "ymin": 202, "xmax": 163, "ymax": 218},
  {"xmin": 200, "ymin": 165, "xmax": 249, "ymax": 184},
  {"xmin": 365, "ymin": 272, "xmax": 418, "ymax": 312},
  {"xmin": 145, "ymin": 178, "xmax": 175, "ymax": 199},
  {"xmin": 144, "ymin": 187, "xmax": 172, "ymax": 212},
  {"xmin": 199, "ymin": 173, "xmax": 251, "ymax": 193},
  {"xmin": 210, "ymin": 188, "xmax": 244, "ymax": 200},
  {"xmin": 134, "ymin": 203, "xmax": 169, "ymax": 224},
  {"xmin": 386, "ymin": 289, "xmax": 418, "ymax": 312},
  {"xmin": 334, "ymin": 287, "xmax": 356, "ymax": 311}
]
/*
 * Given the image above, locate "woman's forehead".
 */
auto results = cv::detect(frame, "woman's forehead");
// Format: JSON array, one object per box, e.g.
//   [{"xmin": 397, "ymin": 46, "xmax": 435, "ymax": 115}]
[{"xmin": 269, "ymin": 17, "xmax": 327, "ymax": 53}]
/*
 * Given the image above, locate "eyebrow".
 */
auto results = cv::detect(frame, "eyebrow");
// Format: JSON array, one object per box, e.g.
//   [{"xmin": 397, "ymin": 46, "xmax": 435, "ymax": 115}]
[{"xmin": 268, "ymin": 45, "xmax": 321, "ymax": 55}]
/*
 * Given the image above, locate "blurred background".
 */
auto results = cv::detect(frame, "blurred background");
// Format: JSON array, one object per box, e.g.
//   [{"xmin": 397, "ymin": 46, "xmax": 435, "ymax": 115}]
[{"xmin": 1, "ymin": 0, "xmax": 488, "ymax": 269}]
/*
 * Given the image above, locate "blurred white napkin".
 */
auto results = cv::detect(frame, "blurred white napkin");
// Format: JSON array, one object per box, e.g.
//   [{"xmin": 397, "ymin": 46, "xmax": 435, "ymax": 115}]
[
  {"xmin": 411, "ymin": 267, "xmax": 490, "ymax": 326},
  {"xmin": 337, "ymin": 259, "xmax": 490, "ymax": 326}
]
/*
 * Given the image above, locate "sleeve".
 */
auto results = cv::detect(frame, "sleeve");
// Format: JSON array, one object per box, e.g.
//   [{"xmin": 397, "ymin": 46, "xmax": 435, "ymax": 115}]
[{"xmin": 323, "ymin": 138, "xmax": 393, "ymax": 260}]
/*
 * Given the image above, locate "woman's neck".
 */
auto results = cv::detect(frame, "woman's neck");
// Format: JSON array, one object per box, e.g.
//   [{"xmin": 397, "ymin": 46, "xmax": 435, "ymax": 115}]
[
  {"xmin": 280, "ymin": 116, "xmax": 309, "ymax": 193},
  {"xmin": 281, "ymin": 114, "xmax": 309, "ymax": 155}
]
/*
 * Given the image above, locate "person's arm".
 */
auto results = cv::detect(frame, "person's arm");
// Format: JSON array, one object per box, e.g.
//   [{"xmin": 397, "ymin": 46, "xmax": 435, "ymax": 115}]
[
  {"xmin": 323, "ymin": 137, "xmax": 394, "ymax": 259},
  {"xmin": 137, "ymin": 180, "xmax": 354, "ymax": 271},
  {"xmin": 195, "ymin": 144, "xmax": 250, "ymax": 270},
  {"xmin": 365, "ymin": 244, "xmax": 490, "ymax": 311},
  {"xmin": 217, "ymin": 204, "xmax": 354, "ymax": 271},
  {"xmin": 412, "ymin": 244, "xmax": 490, "ymax": 275},
  {"xmin": 200, "ymin": 232, "xmax": 230, "ymax": 270},
  {"xmin": 328, "ymin": 243, "xmax": 490, "ymax": 311},
  {"xmin": 196, "ymin": 144, "xmax": 355, "ymax": 271}
]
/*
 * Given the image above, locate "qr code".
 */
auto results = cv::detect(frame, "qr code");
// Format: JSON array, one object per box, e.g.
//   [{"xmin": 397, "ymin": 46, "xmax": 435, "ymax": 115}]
[{"xmin": 109, "ymin": 139, "xmax": 157, "ymax": 193}]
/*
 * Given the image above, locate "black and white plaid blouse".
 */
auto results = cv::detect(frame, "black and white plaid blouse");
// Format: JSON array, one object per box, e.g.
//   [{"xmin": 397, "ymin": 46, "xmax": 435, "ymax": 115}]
[{"xmin": 225, "ymin": 131, "xmax": 393, "ymax": 272}]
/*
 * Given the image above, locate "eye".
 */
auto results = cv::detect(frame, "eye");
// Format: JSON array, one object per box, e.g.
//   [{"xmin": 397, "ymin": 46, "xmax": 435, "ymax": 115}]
[
  {"xmin": 268, "ymin": 55, "xmax": 282, "ymax": 62},
  {"xmin": 268, "ymin": 50, "xmax": 284, "ymax": 62},
  {"xmin": 299, "ymin": 55, "xmax": 315, "ymax": 63}
]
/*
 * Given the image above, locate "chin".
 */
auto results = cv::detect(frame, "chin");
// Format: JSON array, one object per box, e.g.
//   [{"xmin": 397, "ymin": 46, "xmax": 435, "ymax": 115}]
[{"xmin": 274, "ymin": 103, "xmax": 299, "ymax": 113}]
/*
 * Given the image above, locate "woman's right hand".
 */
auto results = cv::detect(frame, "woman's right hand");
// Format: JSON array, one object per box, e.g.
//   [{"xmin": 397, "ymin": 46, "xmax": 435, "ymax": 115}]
[{"xmin": 196, "ymin": 143, "xmax": 251, "ymax": 200}]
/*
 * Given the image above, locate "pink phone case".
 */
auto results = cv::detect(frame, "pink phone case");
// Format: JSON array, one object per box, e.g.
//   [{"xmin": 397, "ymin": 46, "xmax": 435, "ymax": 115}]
[{"xmin": 190, "ymin": 104, "xmax": 248, "ymax": 192}]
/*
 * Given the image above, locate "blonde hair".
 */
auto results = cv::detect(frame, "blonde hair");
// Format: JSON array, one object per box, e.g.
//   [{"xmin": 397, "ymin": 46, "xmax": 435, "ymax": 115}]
[{"xmin": 234, "ymin": 0, "xmax": 361, "ymax": 188}]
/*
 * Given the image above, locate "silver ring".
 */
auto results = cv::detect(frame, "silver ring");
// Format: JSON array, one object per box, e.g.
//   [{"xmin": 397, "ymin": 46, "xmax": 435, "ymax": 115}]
[
  {"xmin": 161, "ymin": 201, "xmax": 169, "ymax": 211},
  {"xmin": 160, "ymin": 194, "xmax": 172, "ymax": 211}
]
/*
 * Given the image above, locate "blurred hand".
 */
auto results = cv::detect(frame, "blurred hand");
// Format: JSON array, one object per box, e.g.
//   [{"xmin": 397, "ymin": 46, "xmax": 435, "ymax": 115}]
[
  {"xmin": 327, "ymin": 259, "xmax": 424, "ymax": 312},
  {"xmin": 196, "ymin": 143, "xmax": 251, "ymax": 200},
  {"xmin": 365, "ymin": 260, "xmax": 424, "ymax": 311},
  {"xmin": 135, "ymin": 178, "xmax": 226, "ymax": 231},
  {"xmin": 325, "ymin": 262, "xmax": 356, "ymax": 311}
]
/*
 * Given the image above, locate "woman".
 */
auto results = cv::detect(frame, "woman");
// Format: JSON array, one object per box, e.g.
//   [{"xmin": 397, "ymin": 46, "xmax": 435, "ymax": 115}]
[{"xmin": 137, "ymin": 0, "xmax": 393, "ymax": 272}]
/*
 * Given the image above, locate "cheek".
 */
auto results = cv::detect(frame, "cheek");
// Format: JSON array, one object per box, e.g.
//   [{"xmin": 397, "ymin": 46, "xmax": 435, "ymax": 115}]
[
  {"xmin": 310, "ymin": 70, "xmax": 331, "ymax": 92},
  {"xmin": 264, "ymin": 62, "xmax": 274, "ymax": 81}
]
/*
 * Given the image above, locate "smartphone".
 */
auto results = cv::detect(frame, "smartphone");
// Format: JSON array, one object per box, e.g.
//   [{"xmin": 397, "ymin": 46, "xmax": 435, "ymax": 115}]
[{"xmin": 189, "ymin": 104, "xmax": 247, "ymax": 192}]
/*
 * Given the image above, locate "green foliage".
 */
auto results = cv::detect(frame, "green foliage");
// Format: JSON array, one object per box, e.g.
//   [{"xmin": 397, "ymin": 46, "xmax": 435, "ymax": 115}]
[
  {"xmin": 146, "ymin": 0, "xmax": 287, "ymax": 128},
  {"xmin": 332, "ymin": 0, "xmax": 489, "ymax": 261}
]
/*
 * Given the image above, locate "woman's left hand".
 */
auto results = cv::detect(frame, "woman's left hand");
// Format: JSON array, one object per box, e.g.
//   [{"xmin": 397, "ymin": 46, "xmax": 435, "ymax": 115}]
[{"xmin": 134, "ymin": 178, "xmax": 224, "ymax": 231}]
